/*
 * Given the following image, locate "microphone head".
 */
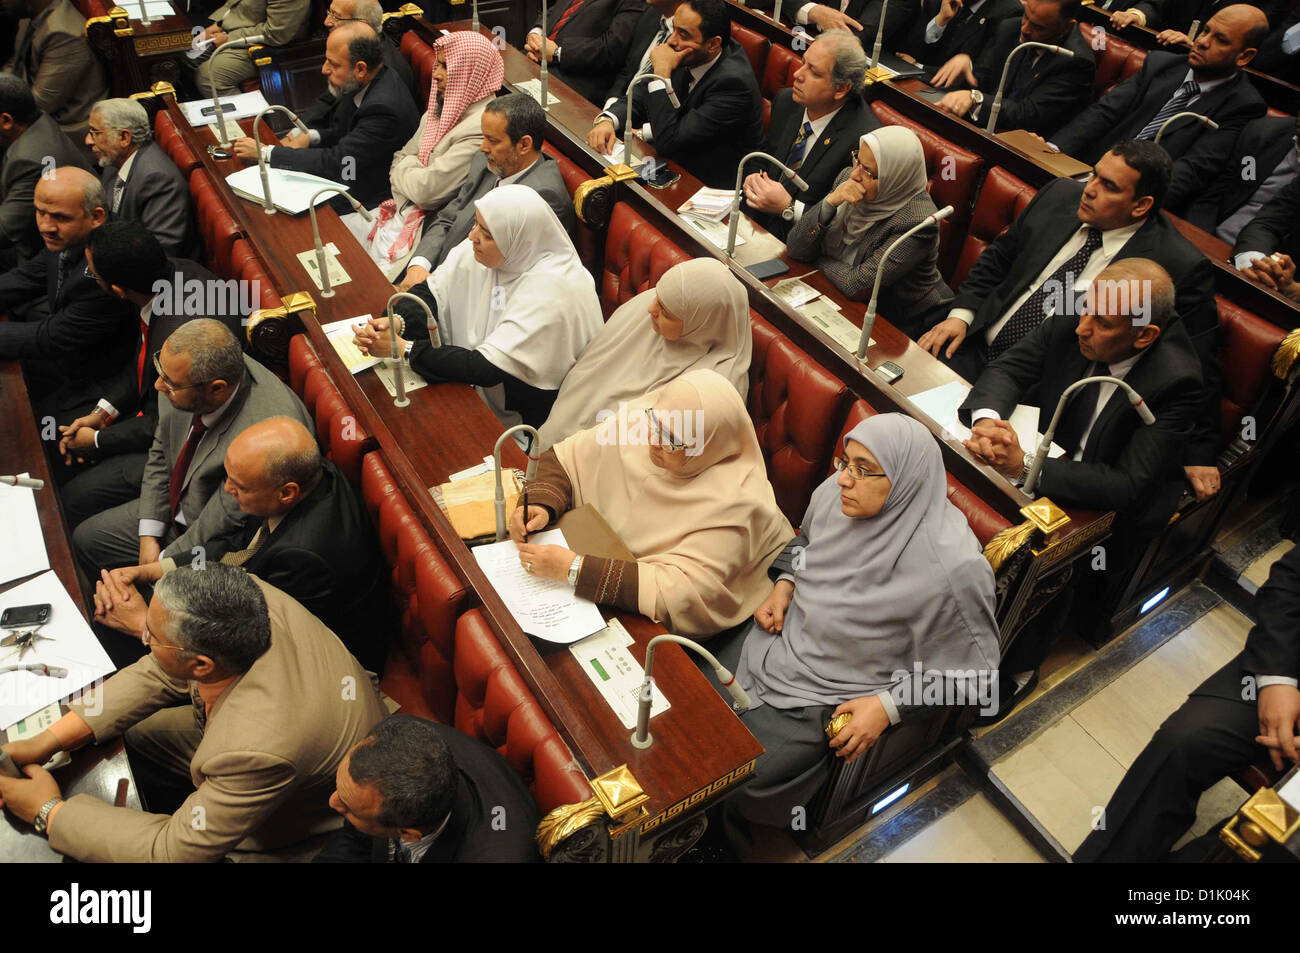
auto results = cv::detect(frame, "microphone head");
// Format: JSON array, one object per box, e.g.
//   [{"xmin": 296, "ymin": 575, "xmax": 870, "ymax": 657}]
[
  {"xmin": 932, "ymin": 205, "xmax": 955, "ymax": 222},
  {"xmin": 665, "ymin": 87, "xmax": 681, "ymax": 109},
  {"xmin": 243, "ymin": 33, "xmax": 265, "ymax": 46},
  {"xmin": 1134, "ymin": 401, "xmax": 1156, "ymax": 425},
  {"xmin": 791, "ymin": 172, "xmax": 810, "ymax": 191}
]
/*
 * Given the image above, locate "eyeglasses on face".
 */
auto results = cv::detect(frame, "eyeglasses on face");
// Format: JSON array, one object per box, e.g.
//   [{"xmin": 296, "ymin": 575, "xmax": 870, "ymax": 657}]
[
  {"xmin": 326, "ymin": 8, "xmax": 360, "ymax": 22},
  {"xmin": 153, "ymin": 349, "xmax": 214, "ymax": 394},
  {"xmin": 849, "ymin": 151, "xmax": 879, "ymax": 180},
  {"xmin": 833, "ymin": 455, "xmax": 888, "ymax": 481},
  {"xmin": 141, "ymin": 620, "xmax": 195, "ymax": 655},
  {"xmin": 644, "ymin": 408, "xmax": 686, "ymax": 452}
]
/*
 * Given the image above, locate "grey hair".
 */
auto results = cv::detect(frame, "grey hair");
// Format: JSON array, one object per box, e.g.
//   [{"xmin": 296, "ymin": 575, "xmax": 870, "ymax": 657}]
[
  {"xmin": 818, "ymin": 29, "xmax": 868, "ymax": 98},
  {"xmin": 90, "ymin": 98, "xmax": 153, "ymax": 145},
  {"xmin": 265, "ymin": 438, "xmax": 322, "ymax": 489},
  {"xmin": 165, "ymin": 318, "xmax": 246, "ymax": 386},
  {"xmin": 1096, "ymin": 258, "xmax": 1176, "ymax": 329},
  {"xmin": 351, "ymin": 0, "xmax": 383, "ymax": 31},
  {"xmin": 154, "ymin": 564, "xmax": 271, "ymax": 672},
  {"xmin": 75, "ymin": 171, "xmax": 108, "ymax": 217}
]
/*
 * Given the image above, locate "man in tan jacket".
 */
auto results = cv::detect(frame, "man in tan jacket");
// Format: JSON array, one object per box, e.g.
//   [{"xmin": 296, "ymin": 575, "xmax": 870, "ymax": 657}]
[
  {"xmin": 192, "ymin": 0, "xmax": 312, "ymax": 96},
  {"xmin": 0, "ymin": 565, "xmax": 387, "ymax": 862},
  {"xmin": 2, "ymin": 0, "xmax": 108, "ymax": 142}
]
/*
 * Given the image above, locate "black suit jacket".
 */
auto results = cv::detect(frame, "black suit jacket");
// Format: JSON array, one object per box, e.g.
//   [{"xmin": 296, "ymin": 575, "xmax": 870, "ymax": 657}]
[
  {"xmin": 533, "ymin": 0, "xmax": 644, "ymax": 105},
  {"xmin": 1183, "ymin": 116, "xmax": 1296, "ymax": 228},
  {"xmin": 271, "ymin": 62, "xmax": 420, "ymax": 209},
  {"xmin": 607, "ymin": 38, "xmax": 764, "ymax": 189},
  {"xmin": 0, "ymin": 243, "xmax": 136, "ymax": 418},
  {"xmin": 746, "ymin": 89, "xmax": 879, "ymax": 238},
  {"xmin": 1052, "ymin": 52, "xmax": 1267, "ymax": 210},
  {"xmin": 947, "ymin": 177, "xmax": 1220, "ymax": 462},
  {"xmin": 605, "ymin": 4, "xmax": 673, "ymax": 104},
  {"xmin": 750, "ymin": 0, "xmax": 918, "ymax": 49},
  {"xmin": 960, "ymin": 313, "xmax": 1204, "ymax": 527},
  {"xmin": 313, "ymin": 720, "xmax": 541, "ymax": 863},
  {"xmin": 102, "ymin": 141, "xmax": 197, "ymax": 259},
  {"xmin": 1253, "ymin": 7, "xmax": 1300, "ymax": 84},
  {"xmin": 0, "ymin": 112, "xmax": 89, "ymax": 265},
  {"xmin": 206, "ymin": 461, "xmax": 389, "ymax": 672},
  {"xmin": 1130, "ymin": 0, "xmax": 1288, "ymax": 34},
  {"xmin": 968, "ymin": 18, "xmax": 1097, "ymax": 137},
  {"xmin": 95, "ymin": 259, "xmax": 244, "ymax": 457},
  {"xmin": 900, "ymin": 0, "xmax": 1023, "ymax": 69},
  {"xmin": 297, "ymin": 35, "xmax": 418, "ymax": 127},
  {"xmin": 1232, "ymin": 165, "xmax": 1300, "ymax": 263}
]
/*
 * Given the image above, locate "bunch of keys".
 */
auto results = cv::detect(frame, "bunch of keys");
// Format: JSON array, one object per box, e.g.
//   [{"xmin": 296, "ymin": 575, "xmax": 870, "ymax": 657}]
[{"xmin": 0, "ymin": 625, "xmax": 55, "ymax": 662}]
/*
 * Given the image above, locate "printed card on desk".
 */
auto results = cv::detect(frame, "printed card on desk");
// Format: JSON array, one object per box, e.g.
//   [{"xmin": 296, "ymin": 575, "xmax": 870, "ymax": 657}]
[
  {"xmin": 472, "ymin": 529, "xmax": 607, "ymax": 643},
  {"xmin": 513, "ymin": 78, "xmax": 559, "ymax": 107},
  {"xmin": 569, "ymin": 620, "xmax": 670, "ymax": 730},
  {"xmin": 297, "ymin": 243, "xmax": 352, "ymax": 291}
]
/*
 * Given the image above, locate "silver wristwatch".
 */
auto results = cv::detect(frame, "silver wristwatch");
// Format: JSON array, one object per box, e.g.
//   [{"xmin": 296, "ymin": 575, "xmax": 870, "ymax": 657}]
[
  {"xmin": 403, "ymin": 341, "xmax": 414, "ymax": 364},
  {"xmin": 34, "ymin": 796, "xmax": 62, "ymax": 836},
  {"xmin": 970, "ymin": 89, "xmax": 984, "ymax": 105},
  {"xmin": 567, "ymin": 555, "xmax": 583, "ymax": 586},
  {"xmin": 780, "ymin": 201, "xmax": 796, "ymax": 222}
]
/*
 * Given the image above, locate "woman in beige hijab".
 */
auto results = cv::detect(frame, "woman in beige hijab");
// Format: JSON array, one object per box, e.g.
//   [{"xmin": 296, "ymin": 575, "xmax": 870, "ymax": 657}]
[
  {"xmin": 512, "ymin": 369, "xmax": 794, "ymax": 639},
  {"xmin": 536, "ymin": 258, "xmax": 753, "ymax": 450}
]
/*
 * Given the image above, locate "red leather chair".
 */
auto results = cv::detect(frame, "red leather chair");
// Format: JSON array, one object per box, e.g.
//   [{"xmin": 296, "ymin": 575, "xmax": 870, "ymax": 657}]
[
  {"xmin": 1213, "ymin": 296, "xmax": 1289, "ymax": 446},
  {"xmin": 189, "ymin": 171, "xmax": 242, "ymax": 279},
  {"xmin": 600, "ymin": 203, "xmax": 690, "ymax": 316},
  {"xmin": 541, "ymin": 141, "xmax": 602, "ymax": 282},
  {"xmin": 749, "ymin": 314, "xmax": 852, "ymax": 524},
  {"xmin": 760, "ymin": 45, "xmax": 803, "ymax": 131},
  {"xmin": 288, "ymin": 333, "xmax": 322, "ymax": 397},
  {"xmin": 868, "ymin": 101, "xmax": 984, "ymax": 283},
  {"xmin": 950, "ymin": 166, "xmax": 1038, "ymax": 290},
  {"xmin": 302, "ymin": 366, "xmax": 348, "ymax": 454},
  {"xmin": 153, "ymin": 111, "xmax": 201, "ymax": 176},
  {"xmin": 1078, "ymin": 23, "xmax": 1147, "ymax": 101},
  {"xmin": 453, "ymin": 609, "xmax": 593, "ymax": 812},
  {"xmin": 731, "ymin": 23, "xmax": 772, "ymax": 89},
  {"xmin": 228, "ymin": 238, "xmax": 283, "ymax": 312}
]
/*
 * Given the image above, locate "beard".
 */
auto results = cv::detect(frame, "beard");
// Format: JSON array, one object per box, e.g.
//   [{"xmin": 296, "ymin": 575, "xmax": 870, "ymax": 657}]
[{"xmin": 336, "ymin": 76, "xmax": 362, "ymax": 98}]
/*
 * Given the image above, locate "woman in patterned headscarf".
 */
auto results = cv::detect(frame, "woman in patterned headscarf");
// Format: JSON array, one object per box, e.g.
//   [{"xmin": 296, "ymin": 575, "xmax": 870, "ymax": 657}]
[{"xmin": 365, "ymin": 30, "xmax": 505, "ymax": 275}]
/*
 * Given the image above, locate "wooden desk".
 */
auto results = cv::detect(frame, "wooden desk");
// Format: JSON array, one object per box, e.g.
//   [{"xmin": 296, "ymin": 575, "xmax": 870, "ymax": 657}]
[
  {"xmin": 86, "ymin": 5, "xmax": 195, "ymax": 95},
  {"xmin": 0, "ymin": 362, "xmax": 139, "ymax": 863},
  {"xmin": 160, "ymin": 97, "xmax": 765, "ymax": 861}
]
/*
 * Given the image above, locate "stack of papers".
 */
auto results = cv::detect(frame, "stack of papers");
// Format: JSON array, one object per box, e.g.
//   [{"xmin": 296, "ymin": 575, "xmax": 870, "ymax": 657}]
[
  {"xmin": 432, "ymin": 469, "xmax": 521, "ymax": 540},
  {"xmin": 121, "ymin": 0, "xmax": 173, "ymax": 18},
  {"xmin": 801, "ymin": 300, "xmax": 872, "ymax": 353},
  {"xmin": 226, "ymin": 166, "xmax": 350, "ymax": 216},
  {"xmin": 0, "ymin": 476, "xmax": 49, "ymax": 585},
  {"xmin": 680, "ymin": 214, "xmax": 744, "ymax": 249},
  {"xmin": 472, "ymin": 530, "xmax": 607, "ymax": 643},
  {"xmin": 180, "ymin": 90, "xmax": 270, "ymax": 128},
  {"xmin": 908, "ymin": 381, "xmax": 1067, "ymax": 460},
  {"xmin": 677, "ymin": 187, "xmax": 734, "ymax": 222}
]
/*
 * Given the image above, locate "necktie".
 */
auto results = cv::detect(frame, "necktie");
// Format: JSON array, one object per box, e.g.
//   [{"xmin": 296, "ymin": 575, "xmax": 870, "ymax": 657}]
[
  {"xmin": 112, "ymin": 178, "xmax": 126, "ymax": 215},
  {"xmin": 1136, "ymin": 80, "xmax": 1200, "ymax": 141},
  {"xmin": 1054, "ymin": 362, "xmax": 1102, "ymax": 456},
  {"xmin": 220, "ymin": 522, "xmax": 267, "ymax": 567},
  {"xmin": 168, "ymin": 416, "xmax": 209, "ymax": 521},
  {"xmin": 787, "ymin": 121, "xmax": 814, "ymax": 169},
  {"xmin": 136, "ymin": 319, "xmax": 149, "ymax": 398},
  {"xmin": 549, "ymin": 0, "xmax": 584, "ymax": 40},
  {"xmin": 636, "ymin": 19, "xmax": 672, "ymax": 78},
  {"xmin": 55, "ymin": 250, "xmax": 69, "ymax": 303},
  {"xmin": 989, "ymin": 227, "xmax": 1103, "ymax": 359}
]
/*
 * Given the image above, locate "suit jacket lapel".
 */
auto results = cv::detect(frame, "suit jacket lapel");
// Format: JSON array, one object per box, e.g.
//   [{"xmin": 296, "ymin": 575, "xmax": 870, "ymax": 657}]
[
  {"xmin": 1128, "ymin": 63, "xmax": 1187, "ymax": 137},
  {"xmin": 181, "ymin": 375, "xmax": 252, "ymax": 495},
  {"xmin": 798, "ymin": 103, "xmax": 852, "ymax": 180}
]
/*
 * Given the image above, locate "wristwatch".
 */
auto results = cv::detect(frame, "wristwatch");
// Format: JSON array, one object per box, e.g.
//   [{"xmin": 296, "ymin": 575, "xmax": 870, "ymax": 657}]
[
  {"xmin": 34, "ymin": 797, "xmax": 62, "ymax": 836},
  {"xmin": 567, "ymin": 555, "xmax": 583, "ymax": 586},
  {"xmin": 969, "ymin": 89, "xmax": 984, "ymax": 106},
  {"xmin": 403, "ymin": 341, "xmax": 414, "ymax": 364},
  {"xmin": 780, "ymin": 201, "xmax": 797, "ymax": 222},
  {"xmin": 1017, "ymin": 456, "xmax": 1032, "ymax": 487}
]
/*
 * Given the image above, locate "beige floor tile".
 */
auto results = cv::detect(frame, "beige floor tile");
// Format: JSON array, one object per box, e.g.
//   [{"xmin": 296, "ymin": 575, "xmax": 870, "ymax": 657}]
[
  {"xmin": 992, "ymin": 715, "xmax": 1128, "ymax": 854},
  {"xmin": 879, "ymin": 793, "xmax": 1044, "ymax": 863},
  {"xmin": 1170, "ymin": 777, "xmax": 1251, "ymax": 852},
  {"xmin": 1241, "ymin": 540, "xmax": 1296, "ymax": 591}
]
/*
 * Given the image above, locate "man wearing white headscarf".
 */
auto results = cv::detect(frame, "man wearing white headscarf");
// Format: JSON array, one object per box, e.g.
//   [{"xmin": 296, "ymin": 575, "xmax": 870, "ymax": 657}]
[
  {"xmin": 786, "ymin": 126, "xmax": 952, "ymax": 337},
  {"xmin": 354, "ymin": 185, "xmax": 602, "ymax": 429},
  {"xmin": 536, "ymin": 258, "xmax": 752, "ymax": 450}
]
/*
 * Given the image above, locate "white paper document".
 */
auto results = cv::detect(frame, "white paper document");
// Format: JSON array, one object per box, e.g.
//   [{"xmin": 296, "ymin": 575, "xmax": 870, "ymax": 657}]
[
  {"xmin": 0, "ymin": 475, "xmax": 49, "ymax": 585},
  {"xmin": 372, "ymin": 360, "xmax": 429, "ymax": 398},
  {"xmin": 908, "ymin": 381, "xmax": 1066, "ymax": 459},
  {"xmin": 296, "ymin": 242, "xmax": 353, "ymax": 291},
  {"xmin": 800, "ymin": 300, "xmax": 872, "ymax": 353},
  {"xmin": 473, "ymin": 529, "xmax": 607, "ymax": 643},
  {"xmin": 595, "ymin": 141, "xmax": 626, "ymax": 166},
  {"xmin": 569, "ymin": 619, "xmax": 670, "ymax": 730},
  {"xmin": 226, "ymin": 166, "xmax": 350, "ymax": 215},
  {"xmin": 181, "ymin": 90, "xmax": 270, "ymax": 127},
  {"xmin": 322, "ymin": 316, "xmax": 381, "ymax": 373},
  {"xmin": 680, "ymin": 214, "xmax": 745, "ymax": 249},
  {"xmin": 0, "ymin": 571, "xmax": 115, "ymax": 730},
  {"xmin": 122, "ymin": 0, "xmax": 174, "ymax": 18},
  {"xmin": 513, "ymin": 78, "xmax": 559, "ymax": 107}
]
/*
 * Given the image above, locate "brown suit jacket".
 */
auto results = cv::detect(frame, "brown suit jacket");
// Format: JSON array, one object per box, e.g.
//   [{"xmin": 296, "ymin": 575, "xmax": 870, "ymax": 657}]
[
  {"xmin": 8, "ymin": 0, "xmax": 108, "ymax": 137},
  {"xmin": 49, "ymin": 578, "xmax": 387, "ymax": 862}
]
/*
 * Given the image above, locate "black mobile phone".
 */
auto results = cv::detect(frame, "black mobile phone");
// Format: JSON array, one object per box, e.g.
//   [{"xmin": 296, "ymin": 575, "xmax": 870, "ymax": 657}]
[
  {"xmin": 638, "ymin": 158, "xmax": 680, "ymax": 189},
  {"xmin": 746, "ymin": 258, "xmax": 790, "ymax": 280},
  {"xmin": 207, "ymin": 145, "xmax": 234, "ymax": 160},
  {"xmin": 1, "ymin": 603, "xmax": 51, "ymax": 628}
]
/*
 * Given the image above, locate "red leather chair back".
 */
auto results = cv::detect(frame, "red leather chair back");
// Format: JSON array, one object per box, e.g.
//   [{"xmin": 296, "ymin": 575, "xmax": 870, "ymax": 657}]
[
  {"xmin": 749, "ymin": 314, "xmax": 852, "ymax": 524},
  {"xmin": 453, "ymin": 609, "xmax": 593, "ymax": 812},
  {"xmin": 228, "ymin": 238, "xmax": 283, "ymax": 312},
  {"xmin": 600, "ymin": 203, "xmax": 689, "ymax": 316},
  {"xmin": 189, "ymin": 171, "xmax": 242, "ymax": 278},
  {"xmin": 951, "ymin": 166, "xmax": 1038, "ymax": 289},
  {"xmin": 1214, "ymin": 296, "xmax": 1287, "ymax": 445},
  {"xmin": 288, "ymin": 333, "xmax": 321, "ymax": 396},
  {"xmin": 869, "ymin": 101, "xmax": 984, "ymax": 283},
  {"xmin": 401, "ymin": 31, "xmax": 438, "ymax": 111},
  {"xmin": 835, "ymin": 401, "xmax": 1011, "ymax": 546},
  {"xmin": 154, "ymin": 111, "xmax": 201, "ymax": 176},
  {"xmin": 761, "ymin": 45, "xmax": 803, "ymax": 130},
  {"xmin": 731, "ymin": 23, "xmax": 771, "ymax": 88},
  {"xmin": 1077, "ymin": 23, "xmax": 1146, "ymax": 100},
  {"xmin": 541, "ymin": 141, "xmax": 602, "ymax": 282}
]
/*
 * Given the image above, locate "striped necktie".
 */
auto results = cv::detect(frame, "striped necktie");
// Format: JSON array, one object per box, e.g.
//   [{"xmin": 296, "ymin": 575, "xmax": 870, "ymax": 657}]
[
  {"xmin": 786, "ymin": 121, "xmax": 814, "ymax": 169},
  {"xmin": 549, "ymin": 0, "xmax": 584, "ymax": 39},
  {"xmin": 1136, "ymin": 80, "xmax": 1200, "ymax": 140},
  {"xmin": 220, "ymin": 522, "xmax": 268, "ymax": 567},
  {"xmin": 636, "ymin": 19, "xmax": 672, "ymax": 78}
]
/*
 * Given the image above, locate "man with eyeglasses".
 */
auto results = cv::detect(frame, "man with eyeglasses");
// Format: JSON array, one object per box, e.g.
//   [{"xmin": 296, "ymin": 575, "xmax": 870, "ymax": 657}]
[
  {"xmin": 0, "ymin": 165, "xmax": 135, "ymax": 427},
  {"xmin": 54, "ymin": 222, "xmax": 242, "ymax": 530},
  {"xmin": 0, "ymin": 563, "xmax": 387, "ymax": 862},
  {"xmin": 72, "ymin": 318, "xmax": 313, "ymax": 619},
  {"xmin": 191, "ymin": 0, "xmax": 313, "ymax": 98}
]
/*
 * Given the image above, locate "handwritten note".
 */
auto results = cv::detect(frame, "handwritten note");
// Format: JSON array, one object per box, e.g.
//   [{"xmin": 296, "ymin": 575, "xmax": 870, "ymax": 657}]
[{"xmin": 472, "ymin": 529, "xmax": 607, "ymax": 643}]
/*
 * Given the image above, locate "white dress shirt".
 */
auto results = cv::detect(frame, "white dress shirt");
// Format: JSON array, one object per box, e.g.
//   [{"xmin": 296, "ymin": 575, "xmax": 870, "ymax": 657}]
[
  {"xmin": 600, "ymin": 51, "xmax": 721, "ymax": 142},
  {"xmin": 785, "ymin": 104, "xmax": 843, "ymax": 222}
]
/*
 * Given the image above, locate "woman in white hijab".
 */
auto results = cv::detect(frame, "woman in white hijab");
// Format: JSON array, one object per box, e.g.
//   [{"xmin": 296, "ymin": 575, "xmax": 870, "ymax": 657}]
[
  {"xmin": 536, "ymin": 258, "xmax": 753, "ymax": 450},
  {"xmin": 786, "ymin": 126, "xmax": 953, "ymax": 337},
  {"xmin": 712, "ymin": 413, "xmax": 999, "ymax": 839},
  {"xmin": 354, "ymin": 185, "xmax": 602, "ymax": 429},
  {"xmin": 509, "ymin": 369, "xmax": 794, "ymax": 640}
]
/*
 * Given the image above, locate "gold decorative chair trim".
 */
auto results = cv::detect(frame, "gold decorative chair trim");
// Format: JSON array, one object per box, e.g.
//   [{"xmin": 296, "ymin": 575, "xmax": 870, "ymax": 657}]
[{"xmin": 1272, "ymin": 327, "xmax": 1300, "ymax": 381}]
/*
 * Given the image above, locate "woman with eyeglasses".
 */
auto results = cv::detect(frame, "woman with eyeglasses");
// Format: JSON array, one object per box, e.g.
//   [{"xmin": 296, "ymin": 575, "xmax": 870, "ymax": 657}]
[
  {"xmin": 711, "ymin": 412, "xmax": 999, "ymax": 845},
  {"xmin": 785, "ymin": 126, "xmax": 953, "ymax": 338},
  {"xmin": 536, "ymin": 258, "xmax": 753, "ymax": 451},
  {"xmin": 508, "ymin": 369, "xmax": 793, "ymax": 640}
]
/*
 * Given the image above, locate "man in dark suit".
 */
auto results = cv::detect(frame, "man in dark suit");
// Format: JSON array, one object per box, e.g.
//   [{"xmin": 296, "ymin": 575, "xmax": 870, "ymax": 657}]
[
  {"xmin": 315, "ymin": 715, "xmax": 541, "ymax": 863},
  {"xmin": 0, "ymin": 166, "xmax": 136, "ymax": 424},
  {"xmin": 231, "ymin": 22, "xmax": 419, "ymax": 210},
  {"xmin": 1050, "ymin": 4, "xmax": 1270, "ymax": 211},
  {"xmin": 959, "ymin": 259, "xmax": 1206, "ymax": 711},
  {"xmin": 1251, "ymin": 5, "xmax": 1300, "ymax": 82},
  {"xmin": 85, "ymin": 98, "xmax": 196, "ymax": 259},
  {"xmin": 746, "ymin": 0, "xmax": 919, "ymax": 52},
  {"xmin": 588, "ymin": 0, "xmax": 763, "ymax": 189},
  {"xmin": 900, "ymin": 0, "xmax": 1023, "ymax": 76},
  {"xmin": 1110, "ymin": 0, "xmax": 1285, "ymax": 36},
  {"xmin": 933, "ymin": 0, "xmax": 1097, "ymax": 137},
  {"xmin": 397, "ymin": 93, "xmax": 576, "ymax": 291},
  {"xmin": 603, "ymin": 0, "xmax": 682, "ymax": 106},
  {"xmin": 1182, "ymin": 114, "xmax": 1298, "ymax": 239},
  {"xmin": 0, "ymin": 75, "xmax": 88, "ymax": 268},
  {"xmin": 72, "ymin": 319, "xmax": 314, "ymax": 578},
  {"xmin": 1232, "ymin": 173, "xmax": 1300, "ymax": 302},
  {"xmin": 525, "ymin": 0, "xmax": 645, "ymax": 105},
  {"xmin": 297, "ymin": 0, "xmax": 417, "ymax": 127},
  {"xmin": 742, "ymin": 30, "xmax": 880, "ymax": 238},
  {"xmin": 94, "ymin": 417, "xmax": 388, "ymax": 673},
  {"xmin": 1075, "ymin": 544, "xmax": 1300, "ymax": 862},
  {"xmin": 55, "ymin": 223, "xmax": 244, "ymax": 529}
]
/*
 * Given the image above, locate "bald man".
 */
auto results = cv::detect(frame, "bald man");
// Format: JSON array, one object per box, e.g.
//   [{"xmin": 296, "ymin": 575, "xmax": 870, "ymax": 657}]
[
  {"xmin": 0, "ymin": 165, "xmax": 135, "ymax": 423},
  {"xmin": 294, "ymin": 0, "xmax": 415, "ymax": 128},
  {"xmin": 1052, "ymin": 4, "xmax": 1269, "ymax": 211},
  {"xmin": 95, "ymin": 417, "xmax": 387, "ymax": 672},
  {"xmin": 231, "ymin": 21, "xmax": 418, "ymax": 211}
]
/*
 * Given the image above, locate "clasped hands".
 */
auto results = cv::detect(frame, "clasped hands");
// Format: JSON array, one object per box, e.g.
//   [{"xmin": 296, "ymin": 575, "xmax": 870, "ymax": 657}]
[
  {"xmin": 963, "ymin": 418, "xmax": 1025, "ymax": 479},
  {"xmin": 57, "ymin": 411, "xmax": 106, "ymax": 465},
  {"xmin": 523, "ymin": 31, "xmax": 558, "ymax": 64},
  {"xmin": 352, "ymin": 315, "xmax": 407, "ymax": 357},
  {"xmin": 0, "ymin": 731, "xmax": 65, "ymax": 825},
  {"xmin": 1240, "ymin": 253, "xmax": 1300, "ymax": 302},
  {"xmin": 93, "ymin": 565, "xmax": 161, "ymax": 636}
]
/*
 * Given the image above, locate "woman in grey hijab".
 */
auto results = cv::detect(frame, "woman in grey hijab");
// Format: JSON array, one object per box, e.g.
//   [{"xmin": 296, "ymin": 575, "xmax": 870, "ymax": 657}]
[
  {"xmin": 711, "ymin": 412, "xmax": 1000, "ymax": 841},
  {"xmin": 785, "ymin": 127, "xmax": 952, "ymax": 338}
]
